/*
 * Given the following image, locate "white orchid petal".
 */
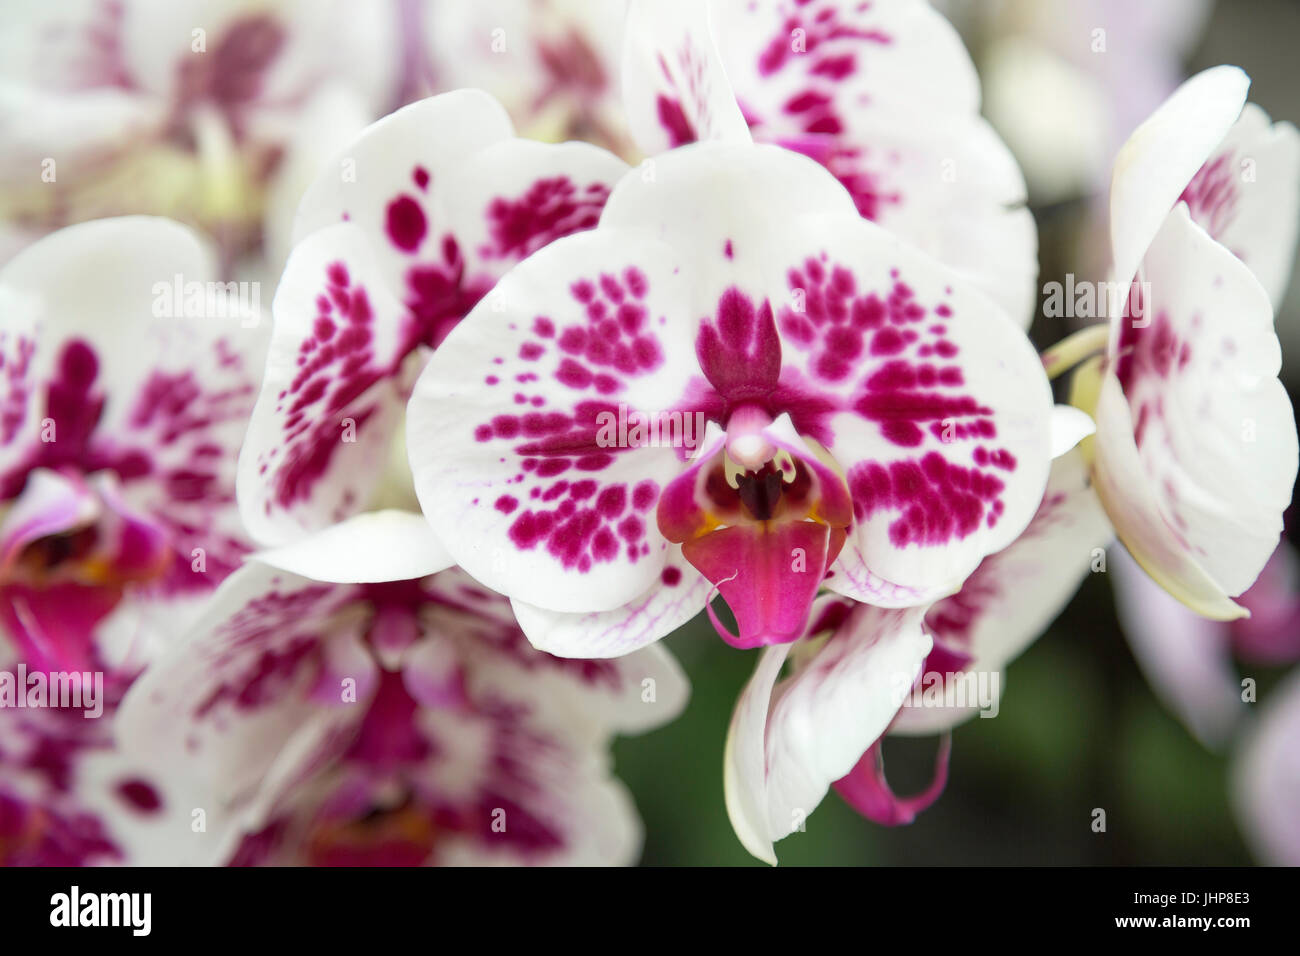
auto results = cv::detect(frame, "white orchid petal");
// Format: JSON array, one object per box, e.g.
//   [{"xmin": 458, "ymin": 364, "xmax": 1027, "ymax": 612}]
[
  {"xmin": 511, "ymin": 545, "xmax": 710, "ymax": 658},
  {"xmin": 1181, "ymin": 102, "xmax": 1300, "ymax": 307},
  {"xmin": 408, "ymin": 227, "xmax": 697, "ymax": 614},
  {"xmin": 1050, "ymin": 403, "xmax": 1097, "ymax": 458},
  {"xmin": 1108, "ymin": 65, "xmax": 1249, "ymax": 299},
  {"xmin": 724, "ymin": 602, "xmax": 931, "ymax": 863},
  {"xmin": 251, "ymin": 509, "xmax": 454, "ymax": 585},
  {"xmin": 1096, "ymin": 204, "xmax": 1296, "ymax": 613},
  {"xmin": 238, "ymin": 222, "xmax": 417, "ymax": 544}
]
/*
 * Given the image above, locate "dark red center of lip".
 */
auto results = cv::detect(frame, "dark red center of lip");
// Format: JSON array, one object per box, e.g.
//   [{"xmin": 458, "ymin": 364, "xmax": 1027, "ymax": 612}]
[{"xmin": 735, "ymin": 463, "xmax": 784, "ymax": 522}]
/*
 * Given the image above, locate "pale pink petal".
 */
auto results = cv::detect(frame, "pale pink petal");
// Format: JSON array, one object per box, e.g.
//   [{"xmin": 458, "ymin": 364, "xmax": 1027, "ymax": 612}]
[
  {"xmin": 1232, "ymin": 670, "xmax": 1300, "ymax": 865},
  {"xmin": 1111, "ymin": 545, "xmax": 1242, "ymax": 747}
]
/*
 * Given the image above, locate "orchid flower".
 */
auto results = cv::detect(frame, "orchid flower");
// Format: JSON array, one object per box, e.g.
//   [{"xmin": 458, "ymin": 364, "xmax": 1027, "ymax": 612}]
[
  {"xmin": 621, "ymin": 0, "xmax": 1038, "ymax": 326},
  {"xmin": 725, "ymin": 445, "xmax": 1112, "ymax": 862},
  {"xmin": 236, "ymin": 88, "xmax": 628, "ymax": 545},
  {"xmin": 406, "ymin": 129, "xmax": 1063, "ymax": 654},
  {"xmin": 1055, "ymin": 66, "xmax": 1300, "ymax": 623},
  {"xmin": 0, "ymin": 0, "xmax": 402, "ymax": 269},
  {"xmin": 111, "ymin": 510, "xmax": 688, "ymax": 865},
  {"xmin": 0, "ymin": 216, "xmax": 267, "ymax": 864}
]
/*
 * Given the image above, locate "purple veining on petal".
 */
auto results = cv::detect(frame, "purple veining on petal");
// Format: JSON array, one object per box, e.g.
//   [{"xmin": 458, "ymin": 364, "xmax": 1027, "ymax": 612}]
[
  {"xmin": 1180, "ymin": 153, "xmax": 1240, "ymax": 241},
  {"xmin": 264, "ymin": 262, "xmax": 389, "ymax": 514},
  {"xmin": 469, "ymin": 267, "xmax": 666, "ymax": 573},
  {"xmin": 777, "ymin": 134, "xmax": 902, "ymax": 221},
  {"xmin": 0, "ymin": 329, "xmax": 36, "ymax": 449},
  {"xmin": 756, "ymin": 0, "xmax": 891, "ymax": 79},
  {"xmin": 483, "ymin": 178, "xmax": 610, "ymax": 262}
]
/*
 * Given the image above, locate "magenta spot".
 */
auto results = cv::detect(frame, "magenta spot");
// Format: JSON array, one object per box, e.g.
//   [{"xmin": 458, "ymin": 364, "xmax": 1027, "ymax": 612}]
[
  {"xmin": 657, "ymin": 94, "xmax": 695, "ymax": 146},
  {"xmin": 483, "ymin": 176, "xmax": 609, "ymax": 261},
  {"xmin": 385, "ymin": 195, "xmax": 427, "ymax": 252},
  {"xmin": 632, "ymin": 481, "xmax": 659, "ymax": 511},
  {"xmin": 117, "ymin": 779, "xmax": 163, "ymax": 813}
]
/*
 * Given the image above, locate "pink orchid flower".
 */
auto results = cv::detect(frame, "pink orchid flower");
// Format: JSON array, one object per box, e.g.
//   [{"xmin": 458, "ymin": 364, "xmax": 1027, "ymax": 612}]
[{"xmin": 112, "ymin": 510, "xmax": 688, "ymax": 865}]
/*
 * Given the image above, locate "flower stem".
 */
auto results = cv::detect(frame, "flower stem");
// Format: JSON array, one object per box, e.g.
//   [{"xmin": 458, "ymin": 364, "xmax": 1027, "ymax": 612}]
[{"xmin": 1041, "ymin": 324, "xmax": 1110, "ymax": 381}]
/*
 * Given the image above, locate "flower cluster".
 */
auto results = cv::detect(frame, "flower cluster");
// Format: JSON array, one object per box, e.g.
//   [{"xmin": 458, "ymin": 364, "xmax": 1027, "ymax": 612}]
[{"xmin": 1, "ymin": 0, "xmax": 1296, "ymax": 866}]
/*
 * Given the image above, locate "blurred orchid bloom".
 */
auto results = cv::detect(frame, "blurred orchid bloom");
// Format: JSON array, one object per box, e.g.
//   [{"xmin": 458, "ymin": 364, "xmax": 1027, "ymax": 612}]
[
  {"xmin": 1111, "ymin": 538, "xmax": 1300, "ymax": 748},
  {"xmin": 1232, "ymin": 668, "xmax": 1300, "ymax": 865},
  {"xmin": 236, "ymin": 89, "xmax": 628, "ymax": 546},
  {"xmin": 0, "ymin": 216, "xmax": 267, "ymax": 864},
  {"xmin": 622, "ymin": 0, "xmax": 1038, "ymax": 326},
  {"xmin": 0, "ymin": 216, "xmax": 266, "ymax": 675},
  {"xmin": 408, "ymin": 134, "xmax": 1070, "ymax": 654},
  {"xmin": 422, "ymin": 0, "xmax": 632, "ymax": 153},
  {"xmin": 725, "ymin": 446, "xmax": 1111, "ymax": 863},
  {"xmin": 1064, "ymin": 67, "xmax": 1300, "ymax": 623},
  {"xmin": 0, "ymin": 0, "xmax": 402, "ymax": 270},
  {"xmin": 112, "ymin": 510, "xmax": 688, "ymax": 865},
  {"xmin": 941, "ymin": 0, "xmax": 1214, "ymax": 205}
]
